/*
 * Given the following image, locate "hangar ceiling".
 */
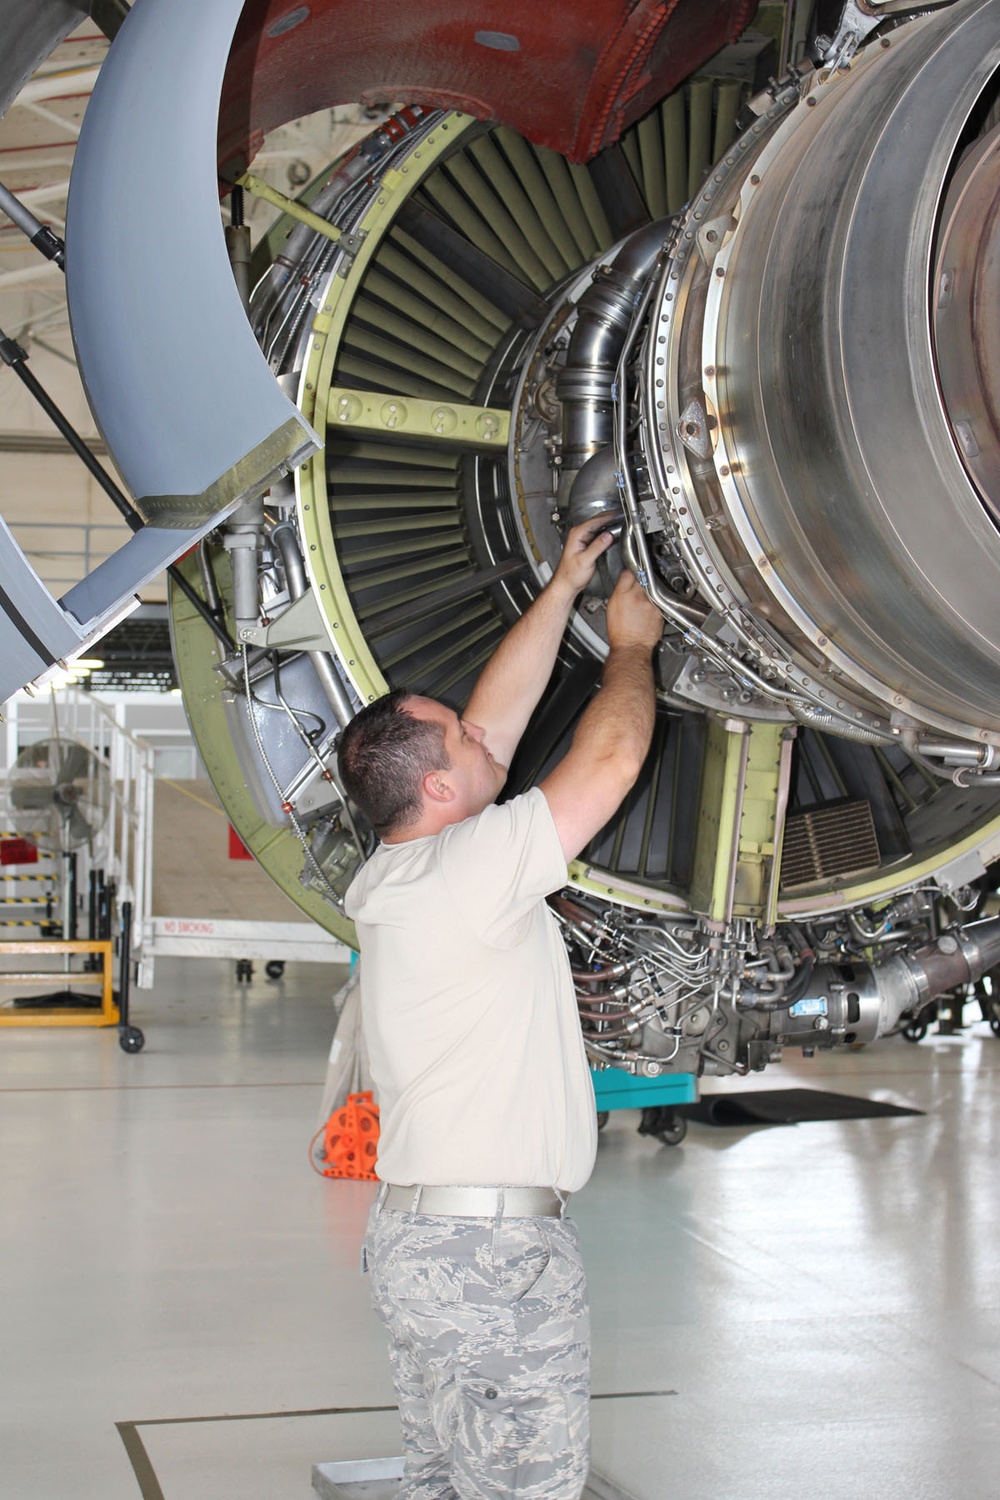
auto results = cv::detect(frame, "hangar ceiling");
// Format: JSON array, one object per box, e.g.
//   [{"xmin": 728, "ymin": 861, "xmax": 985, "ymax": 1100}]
[{"xmin": 0, "ymin": 3, "xmax": 378, "ymax": 608}]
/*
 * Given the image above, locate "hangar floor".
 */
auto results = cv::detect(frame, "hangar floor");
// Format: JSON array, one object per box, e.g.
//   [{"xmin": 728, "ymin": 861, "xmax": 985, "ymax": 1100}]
[{"xmin": 1, "ymin": 957, "xmax": 999, "ymax": 1500}]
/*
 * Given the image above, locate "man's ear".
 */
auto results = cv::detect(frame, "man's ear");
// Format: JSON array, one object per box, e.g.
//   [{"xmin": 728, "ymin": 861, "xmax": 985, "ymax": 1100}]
[{"xmin": 423, "ymin": 770, "xmax": 454, "ymax": 805}]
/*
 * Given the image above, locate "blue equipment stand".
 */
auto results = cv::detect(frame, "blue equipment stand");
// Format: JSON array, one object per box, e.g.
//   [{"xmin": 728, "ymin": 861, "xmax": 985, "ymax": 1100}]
[{"xmin": 591, "ymin": 1067, "xmax": 697, "ymax": 1145}]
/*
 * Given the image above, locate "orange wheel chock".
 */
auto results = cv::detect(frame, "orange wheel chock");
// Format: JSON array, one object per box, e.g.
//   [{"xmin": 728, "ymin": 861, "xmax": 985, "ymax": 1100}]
[{"xmin": 317, "ymin": 1090, "xmax": 380, "ymax": 1180}]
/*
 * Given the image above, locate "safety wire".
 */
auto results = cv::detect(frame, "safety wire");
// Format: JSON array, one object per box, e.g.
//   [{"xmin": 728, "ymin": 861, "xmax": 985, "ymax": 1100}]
[
  {"xmin": 271, "ymin": 654, "xmax": 332, "ymax": 771},
  {"xmin": 249, "ymin": 658, "xmax": 327, "ymax": 738},
  {"xmin": 241, "ymin": 645, "xmax": 345, "ymax": 908}
]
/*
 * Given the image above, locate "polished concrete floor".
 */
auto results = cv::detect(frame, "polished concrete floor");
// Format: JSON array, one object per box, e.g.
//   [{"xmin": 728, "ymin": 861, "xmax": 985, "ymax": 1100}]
[{"xmin": 1, "ymin": 956, "xmax": 999, "ymax": 1500}]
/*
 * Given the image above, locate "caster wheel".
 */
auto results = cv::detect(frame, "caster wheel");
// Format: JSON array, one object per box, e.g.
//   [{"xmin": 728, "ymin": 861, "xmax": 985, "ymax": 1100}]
[
  {"xmin": 596, "ymin": 1111, "xmax": 610, "ymax": 1131},
  {"xmin": 235, "ymin": 959, "xmax": 254, "ymax": 983},
  {"xmin": 654, "ymin": 1114, "xmax": 688, "ymax": 1147},
  {"xmin": 990, "ymin": 1017, "xmax": 1000, "ymax": 1038},
  {"xmin": 902, "ymin": 1021, "xmax": 928, "ymax": 1043},
  {"xmin": 265, "ymin": 960, "xmax": 285, "ymax": 980},
  {"xmin": 638, "ymin": 1105, "xmax": 688, "ymax": 1147},
  {"xmin": 119, "ymin": 1026, "xmax": 145, "ymax": 1053}
]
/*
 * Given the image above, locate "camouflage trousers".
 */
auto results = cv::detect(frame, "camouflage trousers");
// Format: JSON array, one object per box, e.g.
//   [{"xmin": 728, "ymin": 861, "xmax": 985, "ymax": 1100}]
[{"xmin": 364, "ymin": 1200, "xmax": 590, "ymax": 1500}]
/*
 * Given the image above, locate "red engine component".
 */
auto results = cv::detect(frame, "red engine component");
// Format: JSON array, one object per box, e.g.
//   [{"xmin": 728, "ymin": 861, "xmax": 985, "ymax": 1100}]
[{"xmin": 218, "ymin": 0, "xmax": 756, "ymax": 177}]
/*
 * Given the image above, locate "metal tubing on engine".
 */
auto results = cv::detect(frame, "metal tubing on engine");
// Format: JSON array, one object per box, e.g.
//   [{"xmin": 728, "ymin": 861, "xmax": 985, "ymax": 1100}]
[
  {"xmin": 557, "ymin": 217, "xmax": 670, "ymax": 498},
  {"xmin": 768, "ymin": 915, "xmax": 1000, "ymax": 1051},
  {"xmin": 224, "ymin": 495, "xmax": 264, "ymax": 633},
  {"xmin": 896, "ymin": 915, "xmax": 1000, "ymax": 1012},
  {"xmin": 271, "ymin": 522, "xmax": 354, "ymax": 728}
]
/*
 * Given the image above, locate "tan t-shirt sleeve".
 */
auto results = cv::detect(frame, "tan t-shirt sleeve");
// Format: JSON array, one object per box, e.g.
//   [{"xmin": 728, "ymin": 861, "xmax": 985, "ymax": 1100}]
[{"xmin": 437, "ymin": 789, "xmax": 568, "ymax": 948}]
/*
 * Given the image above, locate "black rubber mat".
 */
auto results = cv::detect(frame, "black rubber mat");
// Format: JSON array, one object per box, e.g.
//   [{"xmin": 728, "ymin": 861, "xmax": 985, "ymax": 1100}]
[
  {"xmin": 12, "ymin": 989, "xmax": 102, "ymax": 1009},
  {"xmin": 680, "ymin": 1089, "xmax": 923, "ymax": 1126}
]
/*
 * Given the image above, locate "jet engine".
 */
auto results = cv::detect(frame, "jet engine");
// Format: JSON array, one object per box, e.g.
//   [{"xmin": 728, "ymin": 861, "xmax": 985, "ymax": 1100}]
[{"xmin": 10, "ymin": 0, "xmax": 1000, "ymax": 1077}]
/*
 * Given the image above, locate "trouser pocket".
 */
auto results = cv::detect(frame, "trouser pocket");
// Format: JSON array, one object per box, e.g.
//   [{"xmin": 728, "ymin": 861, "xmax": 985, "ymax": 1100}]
[{"xmin": 452, "ymin": 1383, "xmax": 586, "ymax": 1500}]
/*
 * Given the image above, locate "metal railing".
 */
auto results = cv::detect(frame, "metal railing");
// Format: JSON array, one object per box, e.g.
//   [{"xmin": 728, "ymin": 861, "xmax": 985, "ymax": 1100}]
[{"xmin": 0, "ymin": 687, "xmax": 154, "ymax": 981}]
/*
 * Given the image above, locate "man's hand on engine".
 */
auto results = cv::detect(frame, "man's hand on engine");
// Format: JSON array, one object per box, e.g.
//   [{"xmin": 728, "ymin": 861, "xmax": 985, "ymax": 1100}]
[
  {"xmin": 553, "ymin": 515, "xmax": 618, "ymax": 596},
  {"xmin": 606, "ymin": 568, "xmax": 663, "ymax": 652}
]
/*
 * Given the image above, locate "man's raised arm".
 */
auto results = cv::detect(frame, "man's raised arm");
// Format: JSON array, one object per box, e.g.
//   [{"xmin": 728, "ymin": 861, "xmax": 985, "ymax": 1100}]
[
  {"xmin": 540, "ymin": 569, "xmax": 663, "ymax": 862},
  {"xmin": 462, "ymin": 519, "xmax": 615, "ymax": 767}
]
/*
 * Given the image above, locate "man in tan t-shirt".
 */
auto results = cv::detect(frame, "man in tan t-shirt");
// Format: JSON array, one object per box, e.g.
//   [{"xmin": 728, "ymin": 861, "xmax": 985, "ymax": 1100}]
[{"xmin": 339, "ymin": 518, "xmax": 662, "ymax": 1500}]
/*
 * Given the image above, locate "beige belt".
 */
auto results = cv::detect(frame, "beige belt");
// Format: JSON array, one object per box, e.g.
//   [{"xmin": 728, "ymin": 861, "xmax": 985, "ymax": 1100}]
[{"xmin": 381, "ymin": 1184, "xmax": 568, "ymax": 1218}]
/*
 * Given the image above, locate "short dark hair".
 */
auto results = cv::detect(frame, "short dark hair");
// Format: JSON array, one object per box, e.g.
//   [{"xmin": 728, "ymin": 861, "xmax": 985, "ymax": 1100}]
[{"xmin": 337, "ymin": 689, "xmax": 449, "ymax": 837}]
